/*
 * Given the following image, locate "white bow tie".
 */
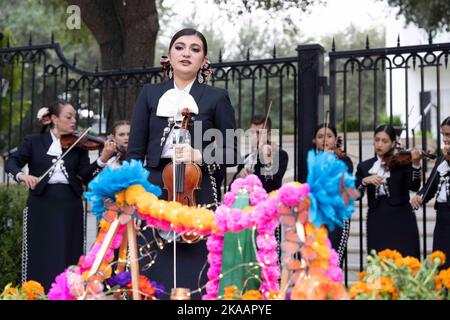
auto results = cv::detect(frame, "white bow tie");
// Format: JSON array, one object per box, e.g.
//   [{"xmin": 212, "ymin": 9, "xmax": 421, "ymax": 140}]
[
  {"xmin": 156, "ymin": 89, "xmax": 199, "ymax": 119},
  {"xmin": 368, "ymin": 157, "xmax": 390, "ymax": 179},
  {"xmin": 47, "ymin": 135, "xmax": 62, "ymax": 157},
  {"xmin": 437, "ymin": 160, "xmax": 450, "ymax": 176}
]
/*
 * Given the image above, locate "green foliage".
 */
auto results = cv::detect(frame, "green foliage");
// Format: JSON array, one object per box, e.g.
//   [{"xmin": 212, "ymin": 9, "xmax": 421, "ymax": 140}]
[
  {"xmin": 384, "ymin": 0, "xmax": 450, "ymax": 34},
  {"xmin": 379, "ymin": 112, "xmax": 403, "ymax": 127},
  {"xmin": 0, "ymin": 0, "xmax": 100, "ymax": 70},
  {"xmin": 0, "ymin": 184, "xmax": 28, "ymax": 288},
  {"xmin": 213, "ymin": 0, "xmax": 323, "ymax": 13},
  {"xmin": 414, "ymin": 130, "xmax": 433, "ymax": 138},
  {"xmin": 322, "ymin": 24, "xmax": 387, "ymax": 132},
  {"xmin": 0, "ymin": 29, "xmax": 33, "ymax": 154},
  {"xmin": 337, "ymin": 118, "xmax": 362, "ymax": 132}
]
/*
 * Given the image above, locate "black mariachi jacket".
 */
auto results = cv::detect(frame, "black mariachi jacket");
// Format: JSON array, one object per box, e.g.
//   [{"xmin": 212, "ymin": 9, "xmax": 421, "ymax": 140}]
[
  {"xmin": 417, "ymin": 156, "xmax": 450, "ymax": 208},
  {"xmin": 355, "ymin": 156, "xmax": 421, "ymax": 209},
  {"xmin": 127, "ymin": 79, "xmax": 238, "ymax": 169},
  {"xmin": 5, "ymin": 131, "xmax": 103, "ymax": 197},
  {"xmin": 231, "ymin": 149, "xmax": 289, "ymax": 193}
]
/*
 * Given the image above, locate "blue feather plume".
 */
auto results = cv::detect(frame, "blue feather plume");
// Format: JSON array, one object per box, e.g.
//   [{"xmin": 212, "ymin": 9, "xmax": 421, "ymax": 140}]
[
  {"xmin": 306, "ymin": 150, "xmax": 356, "ymax": 231},
  {"xmin": 84, "ymin": 160, "xmax": 162, "ymax": 220}
]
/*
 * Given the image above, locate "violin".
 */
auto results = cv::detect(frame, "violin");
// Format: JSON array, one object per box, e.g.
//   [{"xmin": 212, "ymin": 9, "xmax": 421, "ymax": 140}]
[
  {"xmin": 60, "ymin": 131, "xmax": 127, "ymax": 160},
  {"xmin": 161, "ymin": 108, "xmax": 202, "ymax": 242},
  {"xmin": 60, "ymin": 132, "xmax": 106, "ymax": 151},
  {"xmin": 332, "ymin": 136, "xmax": 347, "ymax": 160},
  {"xmin": 383, "ymin": 145, "xmax": 436, "ymax": 170}
]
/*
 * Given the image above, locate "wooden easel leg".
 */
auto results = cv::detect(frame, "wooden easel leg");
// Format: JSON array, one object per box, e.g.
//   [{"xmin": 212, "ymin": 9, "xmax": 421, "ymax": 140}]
[
  {"xmin": 79, "ymin": 218, "xmax": 120, "ymax": 300},
  {"xmin": 113, "ymin": 230, "xmax": 129, "ymax": 300},
  {"xmin": 127, "ymin": 220, "xmax": 141, "ymax": 300}
]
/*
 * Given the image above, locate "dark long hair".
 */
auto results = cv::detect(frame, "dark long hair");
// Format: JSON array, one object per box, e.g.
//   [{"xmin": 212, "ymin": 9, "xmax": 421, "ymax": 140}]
[
  {"xmin": 374, "ymin": 124, "xmax": 397, "ymax": 142},
  {"xmin": 441, "ymin": 116, "xmax": 450, "ymax": 127},
  {"xmin": 41, "ymin": 99, "xmax": 71, "ymax": 133},
  {"xmin": 161, "ymin": 28, "xmax": 210, "ymax": 82},
  {"xmin": 312, "ymin": 123, "xmax": 338, "ymax": 149},
  {"xmin": 169, "ymin": 28, "xmax": 208, "ymax": 55},
  {"xmin": 111, "ymin": 120, "xmax": 130, "ymax": 136}
]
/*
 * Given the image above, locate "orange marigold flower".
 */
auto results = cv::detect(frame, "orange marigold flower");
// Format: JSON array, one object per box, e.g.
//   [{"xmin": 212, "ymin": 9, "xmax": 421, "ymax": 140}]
[
  {"xmin": 242, "ymin": 290, "xmax": 263, "ymax": 300},
  {"xmin": 223, "ymin": 285, "xmax": 240, "ymax": 300},
  {"xmin": 434, "ymin": 275, "xmax": 443, "ymax": 291},
  {"xmin": 378, "ymin": 249, "xmax": 402, "ymax": 262},
  {"xmin": 1, "ymin": 287, "xmax": 18, "ymax": 297},
  {"xmin": 397, "ymin": 256, "xmax": 421, "ymax": 275},
  {"xmin": 438, "ymin": 269, "xmax": 450, "ymax": 289},
  {"xmin": 349, "ymin": 281, "xmax": 370, "ymax": 299},
  {"xmin": 358, "ymin": 272, "xmax": 367, "ymax": 281},
  {"xmin": 21, "ymin": 281, "xmax": 45, "ymax": 300},
  {"xmin": 430, "ymin": 251, "xmax": 446, "ymax": 267}
]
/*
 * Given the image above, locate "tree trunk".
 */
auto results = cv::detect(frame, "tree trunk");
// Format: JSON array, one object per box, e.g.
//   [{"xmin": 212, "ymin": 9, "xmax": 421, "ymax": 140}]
[{"xmin": 69, "ymin": 0, "xmax": 159, "ymax": 128}]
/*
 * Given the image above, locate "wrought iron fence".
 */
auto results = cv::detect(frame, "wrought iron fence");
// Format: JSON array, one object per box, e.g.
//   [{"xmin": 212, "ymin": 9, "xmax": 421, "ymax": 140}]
[{"xmin": 329, "ymin": 40, "xmax": 450, "ymax": 285}]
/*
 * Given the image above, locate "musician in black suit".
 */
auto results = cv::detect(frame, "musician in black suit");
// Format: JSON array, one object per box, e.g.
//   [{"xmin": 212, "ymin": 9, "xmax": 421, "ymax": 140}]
[
  {"xmin": 312, "ymin": 123, "xmax": 353, "ymax": 267},
  {"xmin": 127, "ymin": 28, "xmax": 237, "ymax": 299},
  {"xmin": 231, "ymin": 115, "xmax": 288, "ymax": 193},
  {"xmin": 412, "ymin": 116, "xmax": 450, "ymax": 268},
  {"xmin": 356, "ymin": 124, "xmax": 422, "ymax": 258},
  {"xmin": 5, "ymin": 100, "xmax": 117, "ymax": 291}
]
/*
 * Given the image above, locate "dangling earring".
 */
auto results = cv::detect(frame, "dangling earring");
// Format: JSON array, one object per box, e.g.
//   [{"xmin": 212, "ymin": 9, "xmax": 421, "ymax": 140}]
[
  {"xmin": 168, "ymin": 66, "xmax": 173, "ymax": 80},
  {"xmin": 197, "ymin": 71, "xmax": 204, "ymax": 84}
]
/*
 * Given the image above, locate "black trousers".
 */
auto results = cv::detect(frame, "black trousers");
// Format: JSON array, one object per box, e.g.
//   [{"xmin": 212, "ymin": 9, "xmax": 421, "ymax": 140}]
[
  {"xmin": 434, "ymin": 204, "xmax": 450, "ymax": 269},
  {"xmin": 138, "ymin": 159, "xmax": 221, "ymax": 299},
  {"xmin": 24, "ymin": 184, "xmax": 84, "ymax": 291}
]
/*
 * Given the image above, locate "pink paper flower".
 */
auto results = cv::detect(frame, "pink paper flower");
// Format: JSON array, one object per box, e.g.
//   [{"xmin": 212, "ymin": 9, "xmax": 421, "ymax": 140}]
[{"xmin": 48, "ymin": 270, "xmax": 75, "ymax": 300}]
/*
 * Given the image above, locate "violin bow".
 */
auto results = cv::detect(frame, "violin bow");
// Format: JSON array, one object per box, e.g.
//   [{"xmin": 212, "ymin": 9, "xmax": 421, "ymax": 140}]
[
  {"xmin": 420, "ymin": 155, "xmax": 444, "ymax": 202},
  {"xmin": 249, "ymin": 99, "xmax": 273, "ymax": 171},
  {"xmin": 322, "ymin": 110, "xmax": 330, "ymax": 152},
  {"xmin": 37, "ymin": 127, "xmax": 91, "ymax": 183}
]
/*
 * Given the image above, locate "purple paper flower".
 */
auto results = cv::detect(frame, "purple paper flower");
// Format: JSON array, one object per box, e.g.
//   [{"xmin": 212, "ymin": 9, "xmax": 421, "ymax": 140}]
[
  {"xmin": 107, "ymin": 271, "xmax": 131, "ymax": 287},
  {"xmin": 151, "ymin": 281, "xmax": 165, "ymax": 298}
]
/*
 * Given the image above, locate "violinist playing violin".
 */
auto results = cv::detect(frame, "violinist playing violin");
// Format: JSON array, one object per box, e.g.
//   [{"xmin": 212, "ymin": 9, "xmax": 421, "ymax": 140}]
[
  {"xmin": 411, "ymin": 116, "xmax": 450, "ymax": 269},
  {"xmin": 232, "ymin": 115, "xmax": 289, "ymax": 193},
  {"xmin": 311, "ymin": 123, "xmax": 353, "ymax": 267},
  {"xmin": 5, "ymin": 100, "xmax": 117, "ymax": 291},
  {"xmin": 355, "ymin": 124, "xmax": 423, "ymax": 259},
  {"xmin": 105, "ymin": 120, "xmax": 130, "ymax": 168}
]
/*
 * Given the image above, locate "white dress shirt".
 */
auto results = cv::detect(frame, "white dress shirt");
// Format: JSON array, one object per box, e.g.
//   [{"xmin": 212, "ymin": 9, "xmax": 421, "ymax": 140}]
[
  {"xmin": 436, "ymin": 160, "xmax": 450, "ymax": 203},
  {"xmin": 160, "ymin": 80, "xmax": 196, "ymax": 159},
  {"xmin": 47, "ymin": 130, "xmax": 70, "ymax": 184}
]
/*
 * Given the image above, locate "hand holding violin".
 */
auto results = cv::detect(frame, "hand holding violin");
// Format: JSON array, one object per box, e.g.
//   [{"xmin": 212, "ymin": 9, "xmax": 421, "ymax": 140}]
[
  {"xmin": 259, "ymin": 143, "xmax": 272, "ymax": 166},
  {"xmin": 362, "ymin": 175, "xmax": 384, "ymax": 187},
  {"xmin": 410, "ymin": 148, "xmax": 422, "ymax": 166},
  {"xmin": 174, "ymin": 143, "xmax": 202, "ymax": 163},
  {"xmin": 100, "ymin": 140, "xmax": 117, "ymax": 163}
]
